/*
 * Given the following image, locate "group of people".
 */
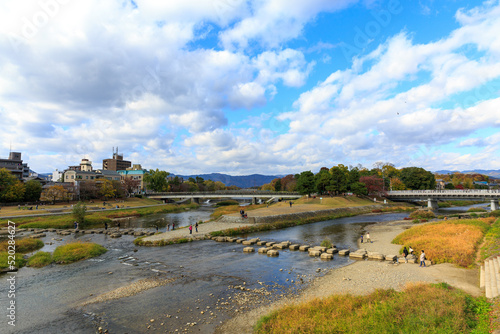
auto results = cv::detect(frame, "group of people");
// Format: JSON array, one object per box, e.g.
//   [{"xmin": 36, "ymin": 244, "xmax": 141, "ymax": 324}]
[
  {"xmin": 360, "ymin": 232, "xmax": 372, "ymax": 243},
  {"xmin": 402, "ymin": 246, "xmax": 427, "ymax": 267},
  {"xmin": 188, "ymin": 222, "xmax": 198, "ymax": 234}
]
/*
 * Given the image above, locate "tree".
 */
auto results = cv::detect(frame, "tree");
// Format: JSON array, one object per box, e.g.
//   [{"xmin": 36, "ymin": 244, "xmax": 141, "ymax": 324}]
[
  {"xmin": 0, "ymin": 168, "xmax": 25, "ymax": 203},
  {"xmin": 112, "ymin": 180, "xmax": 126, "ymax": 198},
  {"xmin": 296, "ymin": 171, "xmax": 315, "ymax": 195},
  {"xmin": 390, "ymin": 177, "xmax": 406, "ymax": 190},
  {"xmin": 359, "ymin": 175, "xmax": 385, "ymax": 196},
  {"xmin": 23, "ymin": 180, "xmax": 42, "ymax": 202},
  {"xmin": 274, "ymin": 179, "xmax": 282, "ymax": 191},
  {"xmin": 400, "ymin": 167, "xmax": 436, "ymax": 190},
  {"xmin": 347, "ymin": 167, "xmax": 360, "ymax": 189},
  {"xmin": 122, "ymin": 178, "xmax": 141, "ymax": 195},
  {"xmin": 80, "ymin": 181, "xmax": 99, "ymax": 200},
  {"xmin": 72, "ymin": 201, "xmax": 87, "ymax": 226},
  {"xmin": 445, "ymin": 182, "xmax": 455, "ymax": 189},
  {"xmin": 280, "ymin": 174, "xmax": 296, "ymax": 191},
  {"xmin": 327, "ymin": 166, "xmax": 348, "ymax": 195},
  {"xmin": 144, "ymin": 169, "xmax": 170, "ymax": 192},
  {"xmin": 315, "ymin": 169, "xmax": 332, "ymax": 194},
  {"xmin": 350, "ymin": 182, "xmax": 368, "ymax": 197},
  {"xmin": 99, "ymin": 179, "xmax": 116, "ymax": 200},
  {"xmin": 214, "ymin": 181, "xmax": 226, "ymax": 191},
  {"xmin": 41, "ymin": 185, "xmax": 71, "ymax": 203},
  {"xmin": 204, "ymin": 180, "xmax": 215, "ymax": 191}
]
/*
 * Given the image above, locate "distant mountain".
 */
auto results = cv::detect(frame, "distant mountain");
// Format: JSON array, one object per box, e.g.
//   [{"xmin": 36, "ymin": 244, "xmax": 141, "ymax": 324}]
[
  {"xmin": 173, "ymin": 173, "xmax": 282, "ymax": 188},
  {"xmin": 434, "ymin": 169, "xmax": 500, "ymax": 179}
]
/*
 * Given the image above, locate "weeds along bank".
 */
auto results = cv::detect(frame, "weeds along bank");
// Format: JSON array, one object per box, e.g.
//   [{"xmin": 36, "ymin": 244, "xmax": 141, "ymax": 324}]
[{"xmin": 0, "ymin": 203, "xmax": 199, "ymax": 229}]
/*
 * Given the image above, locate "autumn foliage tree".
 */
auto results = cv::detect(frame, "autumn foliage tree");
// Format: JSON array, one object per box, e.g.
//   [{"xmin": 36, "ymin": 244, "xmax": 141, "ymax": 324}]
[
  {"xmin": 359, "ymin": 175, "xmax": 386, "ymax": 196},
  {"xmin": 41, "ymin": 185, "xmax": 71, "ymax": 203},
  {"xmin": 0, "ymin": 168, "xmax": 25, "ymax": 202}
]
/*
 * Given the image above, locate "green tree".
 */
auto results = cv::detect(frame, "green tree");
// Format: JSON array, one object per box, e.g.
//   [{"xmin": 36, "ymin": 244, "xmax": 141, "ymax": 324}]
[
  {"xmin": 72, "ymin": 201, "xmax": 87, "ymax": 226},
  {"xmin": 347, "ymin": 167, "xmax": 360, "ymax": 190},
  {"xmin": 274, "ymin": 179, "xmax": 282, "ymax": 191},
  {"xmin": 0, "ymin": 168, "xmax": 25, "ymax": 202},
  {"xmin": 23, "ymin": 180, "xmax": 43, "ymax": 202},
  {"xmin": 327, "ymin": 166, "xmax": 348, "ymax": 195},
  {"xmin": 400, "ymin": 167, "xmax": 436, "ymax": 190},
  {"xmin": 315, "ymin": 169, "xmax": 332, "ymax": 194},
  {"xmin": 350, "ymin": 182, "xmax": 368, "ymax": 197},
  {"xmin": 144, "ymin": 169, "xmax": 170, "ymax": 192},
  {"xmin": 296, "ymin": 171, "xmax": 315, "ymax": 195}
]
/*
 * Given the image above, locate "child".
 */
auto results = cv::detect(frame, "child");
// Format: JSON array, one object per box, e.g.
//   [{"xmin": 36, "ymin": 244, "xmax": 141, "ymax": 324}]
[{"xmin": 420, "ymin": 250, "xmax": 426, "ymax": 267}]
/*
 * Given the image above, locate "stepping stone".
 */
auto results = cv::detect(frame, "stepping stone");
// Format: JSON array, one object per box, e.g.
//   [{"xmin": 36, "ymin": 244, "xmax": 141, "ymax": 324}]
[
  {"xmin": 256, "ymin": 241, "xmax": 267, "ymax": 246},
  {"xmin": 299, "ymin": 245, "xmax": 310, "ymax": 251},
  {"xmin": 320, "ymin": 253, "xmax": 334, "ymax": 260},
  {"xmin": 243, "ymin": 247, "xmax": 255, "ymax": 253},
  {"xmin": 338, "ymin": 249, "xmax": 350, "ymax": 256},
  {"xmin": 266, "ymin": 242, "xmax": 276, "ymax": 247},
  {"xmin": 289, "ymin": 244, "xmax": 300, "ymax": 251},
  {"xmin": 267, "ymin": 250, "xmax": 279, "ymax": 257},
  {"xmin": 308, "ymin": 250, "xmax": 322, "ymax": 257},
  {"xmin": 258, "ymin": 247, "xmax": 269, "ymax": 254},
  {"xmin": 326, "ymin": 248, "xmax": 338, "ymax": 254},
  {"xmin": 236, "ymin": 239, "xmax": 245, "ymax": 244}
]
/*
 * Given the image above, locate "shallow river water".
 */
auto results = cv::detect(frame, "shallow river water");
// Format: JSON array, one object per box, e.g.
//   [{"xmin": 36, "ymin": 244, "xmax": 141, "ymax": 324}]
[{"xmin": 0, "ymin": 203, "xmax": 479, "ymax": 333}]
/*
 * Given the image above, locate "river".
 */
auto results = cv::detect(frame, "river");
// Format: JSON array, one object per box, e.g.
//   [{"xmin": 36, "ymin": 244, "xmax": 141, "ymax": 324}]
[{"xmin": 0, "ymin": 203, "xmax": 483, "ymax": 333}]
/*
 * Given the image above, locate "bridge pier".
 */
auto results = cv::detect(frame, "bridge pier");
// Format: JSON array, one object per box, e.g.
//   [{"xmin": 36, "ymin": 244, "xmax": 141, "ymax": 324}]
[
  {"xmin": 427, "ymin": 198, "xmax": 439, "ymax": 210},
  {"xmin": 192, "ymin": 198, "xmax": 200, "ymax": 204},
  {"xmin": 252, "ymin": 197, "xmax": 257, "ymax": 205},
  {"xmin": 491, "ymin": 200, "xmax": 499, "ymax": 211}
]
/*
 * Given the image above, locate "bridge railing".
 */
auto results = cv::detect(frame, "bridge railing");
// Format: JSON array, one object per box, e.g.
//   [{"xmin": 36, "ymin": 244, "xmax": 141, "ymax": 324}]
[
  {"xmin": 146, "ymin": 191, "xmax": 301, "ymax": 196},
  {"xmin": 388, "ymin": 190, "xmax": 500, "ymax": 196}
]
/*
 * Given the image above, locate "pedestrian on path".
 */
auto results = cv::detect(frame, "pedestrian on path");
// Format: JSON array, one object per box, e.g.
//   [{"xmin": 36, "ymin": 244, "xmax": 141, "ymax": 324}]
[
  {"xmin": 167, "ymin": 224, "xmax": 170, "ymax": 231},
  {"xmin": 104, "ymin": 222, "xmax": 108, "ymax": 230},
  {"xmin": 366, "ymin": 232, "xmax": 371, "ymax": 243},
  {"xmin": 420, "ymin": 250, "xmax": 426, "ymax": 267},
  {"xmin": 289, "ymin": 201, "xmax": 292, "ymax": 207},
  {"xmin": 360, "ymin": 234, "xmax": 363, "ymax": 243},
  {"xmin": 74, "ymin": 221, "xmax": 78, "ymax": 230},
  {"xmin": 189, "ymin": 224, "xmax": 192, "ymax": 234},
  {"xmin": 409, "ymin": 246, "xmax": 414, "ymax": 255},
  {"xmin": 403, "ymin": 247, "xmax": 408, "ymax": 263},
  {"xmin": 172, "ymin": 223, "xmax": 175, "ymax": 230},
  {"xmin": 195, "ymin": 222, "xmax": 198, "ymax": 233}
]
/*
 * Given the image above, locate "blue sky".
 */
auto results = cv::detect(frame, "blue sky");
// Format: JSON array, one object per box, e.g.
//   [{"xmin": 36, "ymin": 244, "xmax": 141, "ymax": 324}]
[{"xmin": 1, "ymin": 0, "xmax": 499, "ymax": 175}]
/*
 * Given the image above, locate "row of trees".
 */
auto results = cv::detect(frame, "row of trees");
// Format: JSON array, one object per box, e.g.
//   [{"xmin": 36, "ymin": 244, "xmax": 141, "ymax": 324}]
[
  {"xmin": 261, "ymin": 163, "xmax": 437, "ymax": 196},
  {"xmin": 143, "ymin": 169, "xmax": 238, "ymax": 192},
  {"xmin": 0, "ymin": 168, "xmax": 43, "ymax": 203}
]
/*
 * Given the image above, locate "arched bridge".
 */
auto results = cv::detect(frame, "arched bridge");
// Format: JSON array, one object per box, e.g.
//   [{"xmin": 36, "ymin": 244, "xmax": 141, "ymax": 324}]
[
  {"xmin": 146, "ymin": 190, "xmax": 302, "ymax": 204},
  {"xmin": 387, "ymin": 190, "xmax": 500, "ymax": 210}
]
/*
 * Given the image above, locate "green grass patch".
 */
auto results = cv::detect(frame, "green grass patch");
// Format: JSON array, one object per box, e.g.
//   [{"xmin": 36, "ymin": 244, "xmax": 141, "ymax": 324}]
[
  {"xmin": 52, "ymin": 242, "xmax": 107, "ymax": 264},
  {"xmin": 0, "ymin": 252, "xmax": 26, "ymax": 269},
  {"xmin": 479, "ymin": 218, "xmax": 500, "ymax": 262},
  {"xmin": 27, "ymin": 251, "xmax": 53, "ymax": 268},
  {"xmin": 134, "ymin": 236, "xmax": 194, "ymax": 246},
  {"xmin": 0, "ymin": 238, "xmax": 44, "ymax": 253},
  {"xmin": 409, "ymin": 209, "xmax": 436, "ymax": 219},
  {"xmin": 468, "ymin": 207, "xmax": 487, "ymax": 213},
  {"xmin": 254, "ymin": 283, "xmax": 491, "ymax": 334}
]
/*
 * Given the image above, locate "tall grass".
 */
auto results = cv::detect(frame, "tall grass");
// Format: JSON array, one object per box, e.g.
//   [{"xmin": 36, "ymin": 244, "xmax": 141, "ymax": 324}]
[
  {"xmin": 392, "ymin": 218, "xmax": 494, "ymax": 267},
  {"xmin": 0, "ymin": 252, "xmax": 26, "ymax": 269},
  {"xmin": 479, "ymin": 218, "xmax": 500, "ymax": 262},
  {"xmin": 0, "ymin": 238, "xmax": 44, "ymax": 253},
  {"xmin": 27, "ymin": 251, "xmax": 53, "ymax": 268},
  {"xmin": 52, "ymin": 242, "xmax": 107, "ymax": 264},
  {"xmin": 255, "ymin": 283, "xmax": 490, "ymax": 334}
]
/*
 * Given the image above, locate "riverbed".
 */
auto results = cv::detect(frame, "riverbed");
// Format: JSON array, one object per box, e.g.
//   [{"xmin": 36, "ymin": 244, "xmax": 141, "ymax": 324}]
[{"xmin": 0, "ymin": 204, "xmax": 481, "ymax": 333}]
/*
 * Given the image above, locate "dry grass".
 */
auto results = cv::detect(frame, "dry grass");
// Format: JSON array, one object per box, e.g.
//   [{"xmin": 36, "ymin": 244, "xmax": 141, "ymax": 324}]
[
  {"xmin": 393, "ymin": 217, "xmax": 494, "ymax": 267},
  {"xmin": 211, "ymin": 203, "xmax": 267, "ymax": 219},
  {"xmin": 255, "ymin": 283, "xmax": 490, "ymax": 334},
  {"xmin": 294, "ymin": 196, "xmax": 373, "ymax": 207}
]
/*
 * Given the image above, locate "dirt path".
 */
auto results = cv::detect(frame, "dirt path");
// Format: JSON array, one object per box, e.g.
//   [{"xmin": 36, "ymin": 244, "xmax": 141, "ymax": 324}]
[{"xmin": 217, "ymin": 220, "xmax": 482, "ymax": 334}]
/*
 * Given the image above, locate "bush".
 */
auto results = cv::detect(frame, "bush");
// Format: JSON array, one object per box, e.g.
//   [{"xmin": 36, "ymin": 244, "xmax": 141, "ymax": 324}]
[
  {"xmin": 409, "ymin": 209, "xmax": 436, "ymax": 220},
  {"xmin": 490, "ymin": 210, "xmax": 500, "ymax": 217},
  {"xmin": 0, "ymin": 252, "xmax": 26, "ymax": 269},
  {"xmin": 0, "ymin": 238, "xmax": 44, "ymax": 253},
  {"xmin": 320, "ymin": 238, "xmax": 333, "ymax": 248},
  {"xmin": 53, "ymin": 242, "xmax": 107, "ymax": 264},
  {"xmin": 27, "ymin": 251, "xmax": 53, "ymax": 268}
]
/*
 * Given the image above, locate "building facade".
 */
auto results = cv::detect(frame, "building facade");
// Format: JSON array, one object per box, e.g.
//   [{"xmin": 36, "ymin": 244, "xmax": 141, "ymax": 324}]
[
  {"xmin": 103, "ymin": 149, "xmax": 131, "ymax": 171},
  {"xmin": 0, "ymin": 152, "xmax": 30, "ymax": 179}
]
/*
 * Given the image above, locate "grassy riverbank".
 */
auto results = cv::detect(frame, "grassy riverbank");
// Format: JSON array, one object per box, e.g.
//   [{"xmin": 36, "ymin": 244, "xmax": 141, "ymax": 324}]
[
  {"xmin": 255, "ymin": 283, "xmax": 490, "ymax": 334},
  {"xmin": 0, "ymin": 203, "xmax": 199, "ymax": 229},
  {"xmin": 392, "ymin": 217, "xmax": 495, "ymax": 267},
  {"xmin": 0, "ymin": 238, "xmax": 44, "ymax": 270}
]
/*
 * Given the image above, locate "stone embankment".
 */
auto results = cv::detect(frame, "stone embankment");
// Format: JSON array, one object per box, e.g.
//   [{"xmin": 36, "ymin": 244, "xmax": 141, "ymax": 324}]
[{"xmin": 481, "ymin": 256, "xmax": 500, "ymax": 299}]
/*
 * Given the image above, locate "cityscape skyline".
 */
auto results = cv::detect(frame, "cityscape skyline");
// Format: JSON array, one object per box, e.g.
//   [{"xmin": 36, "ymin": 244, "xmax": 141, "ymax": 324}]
[{"xmin": 1, "ymin": 0, "xmax": 500, "ymax": 175}]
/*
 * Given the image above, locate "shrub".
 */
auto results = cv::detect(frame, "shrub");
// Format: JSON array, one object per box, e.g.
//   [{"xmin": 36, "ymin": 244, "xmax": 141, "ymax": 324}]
[
  {"xmin": 490, "ymin": 210, "xmax": 500, "ymax": 217},
  {"xmin": 53, "ymin": 242, "xmax": 107, "ymax": 264},
  {"xmin": 320, "ymin": 238, "xmax": 333, "ymax": 248},
  {"xmin": 409, "ymin": 209, "xmax": 436, "ymax": 219},
  {"xmin": 0, "ymin": 252, "xmax": 26, "ymax": 269},
  {"xmin": 0, "ymin": 238, "xmax": 44, "ymax": 253},
  {"xmin": 27, "ymin": 251, "xmax": 53, "ymax": 268}
]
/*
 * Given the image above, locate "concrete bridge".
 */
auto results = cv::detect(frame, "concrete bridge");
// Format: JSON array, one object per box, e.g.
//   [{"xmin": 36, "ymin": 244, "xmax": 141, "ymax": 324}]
[
  {"xmin": 387, "ymin": 190, "xmax": 500, "ymax": 210},
  {"xmin": 146, "ymin": 190, "xmax": 302, "ymax": 204}
]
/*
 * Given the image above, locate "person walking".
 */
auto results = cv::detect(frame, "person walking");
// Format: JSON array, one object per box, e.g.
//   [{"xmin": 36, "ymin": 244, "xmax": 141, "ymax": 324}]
[
  {"xmin": 195, "ymin": 222, "xmax": 198, "ymax": 233},
  {"xmin": 167, "ymin": 224, "xmax": 170, "ymax": 231},
  {"xmin": 403, "ymin": 246, "xmax": 408, "ymax": 263},
  {"xmin": 360, "ymin": 234, "xmax": 363, "ymax": 243},
  {"xmin": 74, "ymin": 221, "xmax": 78, "ymax": 230},
  {"xmin": 289, "ymin": 201, "xmax": 292, "ymax": 207},
  {"xmin": 409, "ymin": 246, "xmax": 414, "ymax": 255},
  {"xmin": 366, "ymin": 232, "xmax": 371, "ymax": 243},
  {"xmin": 104, "ymin": 222, "xmax": 108, "ymax": 230},
  {"xmin": 420, "ymin": 250, "xmax": 426, "ymax": 267},
  {"xmin": 189, "ymin": 224, "xmax": 192, "ymax": 234},
  {"xmin": 172, "ymin": 223, "xmax": 175, "ymax": 230}
]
